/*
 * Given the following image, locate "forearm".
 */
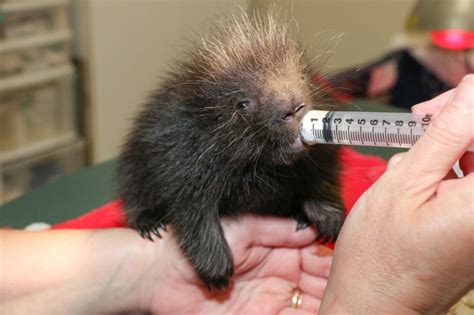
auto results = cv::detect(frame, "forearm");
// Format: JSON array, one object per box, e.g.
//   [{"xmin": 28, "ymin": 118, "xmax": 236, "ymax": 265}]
[
  {"xmin": 0, "ymin": 228, "xmax": 157, "ymax": 314},
  {"xmin": 320, "ymin": 260, "xmax": 422, "ymax": 315},
  {"xmin": 321, "ymin": 275, "xmax": 473, "ymax": 315},
  {"xmin": 321, "ymin": 300, "xmax": 420, "ymax": 315}
]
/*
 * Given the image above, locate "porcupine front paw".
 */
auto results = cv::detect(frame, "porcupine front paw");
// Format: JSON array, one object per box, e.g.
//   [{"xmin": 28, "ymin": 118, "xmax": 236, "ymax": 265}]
[
  {"xmin": 129, "ymin": 211, "xmax": 168, "ymax": 241},
  {"xmin": 135, "ymin": 220, "xmax": 167, "ymax": 241},
  {"xmin": 193, "ymin": 247, "xmax": 234, "ymax": 292},
  {"xmin": 294, "ymin": 212, "xmax": 312, "ymax": 231},
  {"xmin": 175, "ymin": 218, "xmax": 235, "ymax": 292},
  {"xmin": 303, "ymin": 200, "xmax": 345, "ymax": 244}
]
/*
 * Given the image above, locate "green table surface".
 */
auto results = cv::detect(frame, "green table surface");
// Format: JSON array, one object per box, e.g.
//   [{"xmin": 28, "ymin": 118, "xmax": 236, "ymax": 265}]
[
  {"xmin": 0, "ymin": 100, "xmax": 408, "ymax": 228},
  {"xmin": 0, "ymin": 160, "xmax": 117, "ymax": 228}
]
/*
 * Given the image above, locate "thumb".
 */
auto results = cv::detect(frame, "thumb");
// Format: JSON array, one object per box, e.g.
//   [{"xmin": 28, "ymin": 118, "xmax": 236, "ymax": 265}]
[{"xmin": 397, "ymin": 75, "xmax": 474, "ymax": 195}]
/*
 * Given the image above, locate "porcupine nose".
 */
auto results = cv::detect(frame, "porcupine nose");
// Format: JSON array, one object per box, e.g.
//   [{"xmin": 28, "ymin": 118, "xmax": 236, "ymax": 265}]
[{"xmin": 281, "ymin": 103, "xmax": 306, "ymax": 123}]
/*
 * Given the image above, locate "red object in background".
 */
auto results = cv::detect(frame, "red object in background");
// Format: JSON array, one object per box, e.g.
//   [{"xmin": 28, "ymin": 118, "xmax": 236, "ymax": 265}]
[
  {"xmin": 52, "ymin": 148, "xmax": 387, "ymax": 248},
  {"xmin": 431, "ymin": 30, "xmax": 474, "ymax": 50},
  {"xmin": 52, "ymin": 199, "xmax": 126, "ymax": 230},
  {"xmin": 312, "ymin": 73, "xmax": 355, "ymax": 103}
]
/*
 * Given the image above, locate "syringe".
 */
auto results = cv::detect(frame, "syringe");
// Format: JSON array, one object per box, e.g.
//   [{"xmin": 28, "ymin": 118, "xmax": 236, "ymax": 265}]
[{"xmin": 300, "ymin": 110, "xmax": 432, "ymax": 148}]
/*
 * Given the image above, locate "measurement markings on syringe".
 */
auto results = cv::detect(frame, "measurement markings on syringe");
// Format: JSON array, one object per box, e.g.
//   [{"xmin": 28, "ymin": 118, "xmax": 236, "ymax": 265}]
[{"xmin": 300, "ymin": 111, "xmax": 433, "ymax": 148}]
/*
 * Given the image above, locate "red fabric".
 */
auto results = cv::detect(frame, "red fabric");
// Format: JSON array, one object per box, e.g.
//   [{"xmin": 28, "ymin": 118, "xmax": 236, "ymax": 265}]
[
  {"xmin": 52, "ymin": 148, "xmax": 387, "ymax": 235},
  {"xmin": 431, "ymin": 30, "xmax": 474, "ymax": 50},
  {"xmin": 52, "ymin": 200, "xmax": 127, "ymax": 229}
]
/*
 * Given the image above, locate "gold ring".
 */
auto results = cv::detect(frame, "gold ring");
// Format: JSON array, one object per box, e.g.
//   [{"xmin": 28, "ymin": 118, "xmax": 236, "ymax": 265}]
[{"xmin": 290, "ymin": 288, "xmax": 303, "ymax": 309}]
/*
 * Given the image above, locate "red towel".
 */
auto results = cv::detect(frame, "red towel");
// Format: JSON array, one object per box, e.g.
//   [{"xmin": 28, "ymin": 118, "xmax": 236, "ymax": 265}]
[{"xmin": 52, "ymin": 148, "xmax": 387, "ymax": 247}]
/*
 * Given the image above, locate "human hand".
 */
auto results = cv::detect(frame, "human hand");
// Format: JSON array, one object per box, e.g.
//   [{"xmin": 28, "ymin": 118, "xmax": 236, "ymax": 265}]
[
  {"xmin": 136, "ymin": 215, "xmax": 332, "ymax": 315},
  {"xmin": 1, "ymin": 220, "xmax": 329, "ymax": 315},
  {"xmin": 320, "ymin": 74, "xmax": 474, "ymax": 314},
  {"xmin": 411, "ymin": 85, "xmax": 474, "ymax": 175}
]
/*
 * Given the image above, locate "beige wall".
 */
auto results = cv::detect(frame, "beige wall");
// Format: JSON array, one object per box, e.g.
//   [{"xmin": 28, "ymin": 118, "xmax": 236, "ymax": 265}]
[
  {"xmin": 251, "ymin": 0, "xmax": 416, "ymax": 73},
  {"xmin": 75, "ymin": 0, "xmax": 415, "ymax": 164},
  {"xmin": 74, "ymin": 0, "xmax": 249, "ymax": 163}
]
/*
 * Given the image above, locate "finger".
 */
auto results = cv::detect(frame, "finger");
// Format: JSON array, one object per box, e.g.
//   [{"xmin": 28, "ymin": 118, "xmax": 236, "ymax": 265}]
[
  {"xmin": 460, "ymin": 151, "xmax": 474, "ymax": 175},
  {"xmin": 299, "ymin": 272, "xmax": 327, "ymax": 299},
  {"xmin": 436, "ymin": 178, "xmax": 462, "ymax": 195},
  {"xmin": 437, "ymin": 173, "xmax": 474, "ymax": 196},
  {"xmin": 427, "ymin": 175, "xmax": 474, "ymax": 235},
  {"xmin": 301, "ymin": 246, "xmax": 332, "ymax": 278},
  {"xmin": 299, "ymin": 293, "xmax": 321, "ymax": 313},
  {"xmin": 279, "ymin": 308, "xmax": 315, "ymax": 315},
  {"xmin": 386, "ymin": 153, "xmax": 405, "ymax": 169},
  {"xmin": 397, "ymin": 75, "xmax": 474, "ymax": 195},
  {"xmin": 281, "ymin": 291, "xmax": 322, "ymax": 313},
  {"xmin": 243, "ymin": 216, "xmax": 317, "ymax": 248},
  {"xmin": 411, "ymin": 89, "xmax": 455, "ymax": 115}
]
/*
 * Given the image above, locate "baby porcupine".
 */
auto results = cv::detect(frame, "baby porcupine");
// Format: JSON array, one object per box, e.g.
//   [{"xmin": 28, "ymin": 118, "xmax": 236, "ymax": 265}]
[{"xmin": 118, "ymin": 11, "xmax": 345, "ymax": 291}]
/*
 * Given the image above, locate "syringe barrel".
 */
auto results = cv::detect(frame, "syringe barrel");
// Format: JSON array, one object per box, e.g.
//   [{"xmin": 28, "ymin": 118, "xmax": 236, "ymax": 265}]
[{"xmin": 300, "ymin": 110, "xmax": 432, "ymax": 148}]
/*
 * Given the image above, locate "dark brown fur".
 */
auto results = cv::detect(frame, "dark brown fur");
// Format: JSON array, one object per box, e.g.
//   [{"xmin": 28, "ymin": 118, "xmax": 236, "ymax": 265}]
[{"xmin": 118, "ymin": 11, "xmax": 345, "ymax": 291}]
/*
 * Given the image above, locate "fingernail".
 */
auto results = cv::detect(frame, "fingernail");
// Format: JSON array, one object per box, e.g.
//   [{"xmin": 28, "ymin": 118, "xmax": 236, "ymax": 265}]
[
  {"xmin": 387, "ymin": 153, "xmax": 404, "ymax": 169},
  {"xmin": 411, "ymin": 102, "xmax": 427, "ymax": 115},
  {"xmin": 452, "ymin": 75, "xmax": 474, "ymax": 112}
]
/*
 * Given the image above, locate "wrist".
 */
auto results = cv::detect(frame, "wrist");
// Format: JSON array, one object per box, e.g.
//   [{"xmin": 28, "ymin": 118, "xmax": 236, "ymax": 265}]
[
  {"xmin": 320, "ymin": 265, "xmax": 423, "ymax": 315},
  {"xmin": 1, "ymin": 229, "xmax": 159, "ymax": 314},
  {"xmin": 322, "ymin": 301, "xmax": 420, "ymax": 315},
  {"xmin": 81, "ymin": 228, "xmax": 161, "ymax": 314},
  {"xmin": 321, "ymin": 286, "xmax": 422, "ymax": 315}
]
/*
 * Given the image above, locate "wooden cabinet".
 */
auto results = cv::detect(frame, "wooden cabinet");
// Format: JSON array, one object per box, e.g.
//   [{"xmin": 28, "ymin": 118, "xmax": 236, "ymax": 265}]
[{"xmin": 0, "ymin": 0, "xmax": 83, "ymax": 204}]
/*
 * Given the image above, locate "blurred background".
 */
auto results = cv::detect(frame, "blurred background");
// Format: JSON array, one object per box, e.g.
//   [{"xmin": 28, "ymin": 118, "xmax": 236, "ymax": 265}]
[{"xmin": 0, "ymin": 0, "xmax": 472, "ymax": 205}]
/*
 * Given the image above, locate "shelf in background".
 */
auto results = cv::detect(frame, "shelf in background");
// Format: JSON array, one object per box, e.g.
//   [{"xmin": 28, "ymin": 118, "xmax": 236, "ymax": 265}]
[
  {"xmin": 0, "ymin": 0, "xmax": 68, "ymax": 13},
  {"xmin": 0, "ymin": 64, "xmax": 73, "ymax": 93},
  {"xmin": 0, "ymin": 131, "xmax": 78, "ymax": 164},
  {"xmin": 0, "ymin": 29, "xmax": 72, "ymax": 53}
]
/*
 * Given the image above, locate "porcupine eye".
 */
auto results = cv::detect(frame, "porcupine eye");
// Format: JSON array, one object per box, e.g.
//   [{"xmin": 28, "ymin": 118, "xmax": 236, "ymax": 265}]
[{"xmin": 236, "ymin": 98, "xmax": 255, "ymax": 110}]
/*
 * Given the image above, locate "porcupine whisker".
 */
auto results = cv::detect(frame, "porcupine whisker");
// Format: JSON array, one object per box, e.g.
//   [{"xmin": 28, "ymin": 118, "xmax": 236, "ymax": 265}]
[
  {"xmin": 193, "ymin": 111, "xmax": 226, "ymax": 118},
  {"xmin": 212, "ymin": 129, "xmax": 237, "ymax": 142},
  {"xmin": 212, "ymin": 119, "xmax": 247, "ymax": 139},
  {"xmin": 212, "ymin": 112, "xmax": 238, "ymax": 133},
  {"xmin": 253, "ymin": 135, "xmax": 277, "ymax": 193},
  {"xmin": 246, "ymin": 116, "xmax": 277, "ymax": 137},
  {"xmin": 213, "ymin": 125, "xmax": 248, "ymax": 147},
  {"xmin": 255, "ymin": 172, "xmax": 277, "ymax": 192},
  {"xmin": 215, "ymin": 128, "xmax": 250, "ymax": 156},
  {"xmin": 310, "ymin": 34, "xmax": 344, "ymax": 70},
  {"xmin": 189, "ymin": 109, "xmax": 228, "ymax": 118},
  {"xmin": 218, "ymin": 89, "xmax": 245, "ymax": 98},
  {"xmin": 252, "ymin": 135, "xmax": 271, "ymax": 163},
  {"xmin": 252, "ymin": 133, "xmax": 270, "ymax": 175},
  {"xmin": 249, "ymin": 125, "xmax": 267, "ymax": 138},
  {"xmin": 248, "ymin": 127, "xmax": 272, "ymax": 145},
  {"xmin": 236, "ymin": 111, "xmax": 250, "ymax": 126},
  {"xmin": 196, "ymin": 143, "xmax": 217, "ymax": 166},
  {"xmin": 202, "ymin": 105, "xmax": 228, "ymax": 110},
  {"xmin": 244, "ymin": 131, "xmax": 270, "ymax": 153}
]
